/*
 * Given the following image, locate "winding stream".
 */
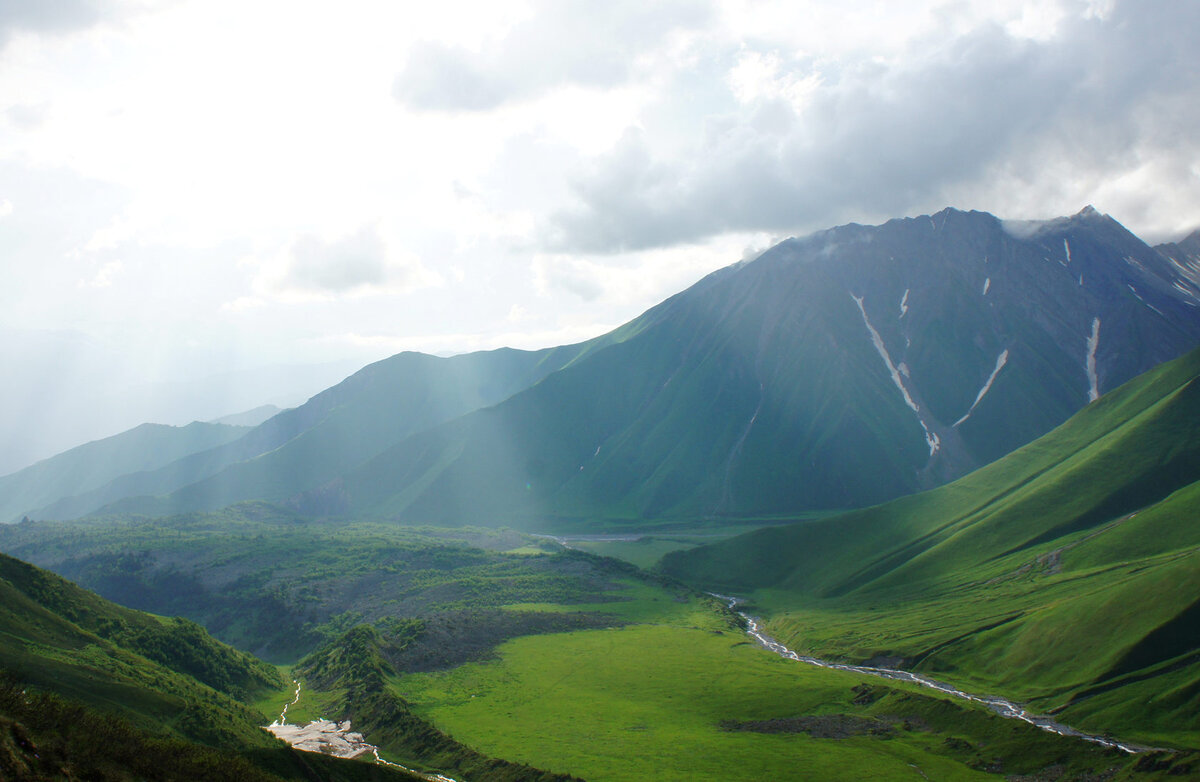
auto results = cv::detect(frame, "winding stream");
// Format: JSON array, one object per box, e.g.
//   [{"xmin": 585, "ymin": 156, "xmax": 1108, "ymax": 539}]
[{"xmin": 713, "ymin": 594, "xmax": 1154, "ymax": 754}]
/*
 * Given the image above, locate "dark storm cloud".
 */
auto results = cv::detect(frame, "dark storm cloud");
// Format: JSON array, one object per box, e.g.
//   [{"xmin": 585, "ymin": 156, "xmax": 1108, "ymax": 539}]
[
  {"xmin": 544, "ymin": 0, "xmax": 1200, "ymax": 252},
  {"xmin": 393, "ymin": 0, "xmax": 712, "ymax": 111}
]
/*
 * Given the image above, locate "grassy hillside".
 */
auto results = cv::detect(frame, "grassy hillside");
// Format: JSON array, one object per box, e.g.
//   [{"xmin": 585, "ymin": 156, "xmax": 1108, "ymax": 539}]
[
  {"xmin": 0, "ymin": 550, "xmax": 282, "ymax": 748},
  {"xmin": 0, "ymin": 673, "xmax": 425, "ymax": 781},
  {"xmin": 660, "ymin": 347, "xmax": 1200, "ymax": 747}
]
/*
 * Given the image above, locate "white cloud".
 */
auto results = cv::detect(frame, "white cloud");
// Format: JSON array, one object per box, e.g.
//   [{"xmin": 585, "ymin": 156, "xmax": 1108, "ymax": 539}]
[
  {"xmin": 79, "ymin": 259, "xmax": 124, "ymax": 288},
  {"xmin": 544, "ymin": 0, "xmax": 1200, "ymax": 253},
  {"xmin": 251, "ymin": 223, "xmax": 440, "ymax": 301},
  {"xmin": 393, "ymin": 0, "xmax": 713, "ymax": 111},
  {"xmin": 0, "ymin": 0, "xmax": 1196, "ymax": 399}
]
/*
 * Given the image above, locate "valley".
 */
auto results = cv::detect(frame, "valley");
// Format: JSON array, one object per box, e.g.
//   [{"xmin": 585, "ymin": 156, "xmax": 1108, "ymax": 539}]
[{"xmin": 2, "ymin": 207, "xmax": 1199, "ymax": 780}]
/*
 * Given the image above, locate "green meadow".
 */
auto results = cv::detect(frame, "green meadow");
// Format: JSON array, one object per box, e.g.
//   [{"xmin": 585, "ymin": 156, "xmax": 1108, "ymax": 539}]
[{"xmin": 383, "ymin": 591, "xmax": 1136, "ymax": 781}]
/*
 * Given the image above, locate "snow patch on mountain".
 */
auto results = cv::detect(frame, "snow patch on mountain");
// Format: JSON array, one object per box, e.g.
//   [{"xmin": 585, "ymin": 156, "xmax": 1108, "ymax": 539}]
[
  {"xmin": 1128, "ymin": 285, "xmax": 1166, "ymax": 317},
  {"xmin": 1086, "ymin": 317, "xmax": 1101, "ymax": 402},
  {"xmin": 852, "ymin": 294, "xmax": 917, "ymax": 413},
  {"xmin": 954, "ymin": 349, "xmax": 1009, "ymax": 427},
  {"xmin": 851, "ymin": 293, "xmax": 939, "ymax": 455},
  {"xmin": 1124, "ymin": 256, "xmax": 1147, "ymax": 274},
  {"xmin": 1172, "ymin": 279, "xmax": 1200, "ymax": 303}
]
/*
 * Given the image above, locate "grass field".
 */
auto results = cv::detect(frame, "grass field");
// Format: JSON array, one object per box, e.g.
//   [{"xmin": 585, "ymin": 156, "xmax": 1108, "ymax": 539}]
[{"xmin": 387, "ymin": 591, "xmax": 1140, "ymax": 781}]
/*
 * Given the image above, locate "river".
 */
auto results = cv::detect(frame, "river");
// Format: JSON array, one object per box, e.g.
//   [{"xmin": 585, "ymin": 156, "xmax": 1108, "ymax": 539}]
[{"xmin": 712, "ymin": 594, "xmax": 1154, "ymax": 754}]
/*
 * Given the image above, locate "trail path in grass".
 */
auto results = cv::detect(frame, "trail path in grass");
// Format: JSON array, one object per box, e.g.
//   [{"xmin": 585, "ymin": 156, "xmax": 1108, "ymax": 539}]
[{"xmin": 715, "ymin": 594, "xmax": 1157, "ymax": 754}]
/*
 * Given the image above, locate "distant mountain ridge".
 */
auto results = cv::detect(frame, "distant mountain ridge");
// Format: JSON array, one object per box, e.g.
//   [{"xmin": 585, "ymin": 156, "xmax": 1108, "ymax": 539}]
[
  {"xmin": 6, "ymin": 207, "xmax": 1200, "ymax": 529},
  {"xmin": 0, "ymin": 420, "xmax": 250, "ymax": 523},
  {"xmin": 22, "ymin": 342, "xmax": 605, "ymax": 521},
  {"xmin": 208, "ymin": 404, "xmax": 283, "ymax": 427}
]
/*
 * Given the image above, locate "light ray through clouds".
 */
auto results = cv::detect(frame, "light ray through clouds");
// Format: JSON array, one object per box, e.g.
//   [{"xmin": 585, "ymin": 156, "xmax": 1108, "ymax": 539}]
[{"xmin": 0, "ymin": 0, "xmax": 1195, "ymax": 471}]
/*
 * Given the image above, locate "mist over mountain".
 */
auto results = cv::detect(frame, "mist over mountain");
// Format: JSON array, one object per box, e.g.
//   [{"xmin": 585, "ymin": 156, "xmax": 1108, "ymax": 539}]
[{"xmin": 0, "ymin": 354, "xmax": 364, "ymax": 477}]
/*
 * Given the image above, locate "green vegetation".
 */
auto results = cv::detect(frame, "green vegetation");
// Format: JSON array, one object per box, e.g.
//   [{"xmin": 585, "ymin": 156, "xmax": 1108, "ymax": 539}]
[
  {"xmin": 287, "ymin": 625, "xmax": 582, "ymax": 781},
  {"xmin": 394, "ymin": 592, "xmax": 1164, "ymax": 781},
  {"xmin": 549, "ymin": 518, "xmax": 814, "ymax": 569},
  {"xmin": 0, "ymin": 550, "xmax": 434, "ymax": 780},
  {"xmin": 0, "ymin": 507, "xmax": 636, "ymax": 662},
  {"xmin": 2, "ymin": 501, "xmax": 1191, "ymax": 780},
  {"xmin": 662, "ymin": 347, "xmax": 1200, "ymax": 750},
  {"xmin": 0, "ymin": 550, "xmax": 282, "ymax": 749},
  {"xmin": 0, "ymin": 672, "xmax": 425, "ymax": 781}
]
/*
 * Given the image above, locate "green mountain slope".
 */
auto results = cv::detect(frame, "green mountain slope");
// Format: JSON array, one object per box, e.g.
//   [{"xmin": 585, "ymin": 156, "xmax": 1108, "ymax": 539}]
[
  {"xmin": 0, "ymin": 552, "xmax": 433, "ymax": 780},
  {"xmin": 0, "ymin": 421, "xmax": 250, "ymax": 523},
  {"xmin": 335, "ymin": 208, "xmax": 1200, "ymax": 528},
  {"xmin": 660, "ymin": 347, "xmax": 1200, "ymax": 747},
  {"xmin": 0, "ymin": 550, "xmax": 281, "ymax": 747}
]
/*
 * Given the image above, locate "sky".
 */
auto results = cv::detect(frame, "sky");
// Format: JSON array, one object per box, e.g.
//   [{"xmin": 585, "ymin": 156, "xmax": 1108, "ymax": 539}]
[{"xmin": 1, "ymin": 0, "xmax": 1198, "ymax": 469}]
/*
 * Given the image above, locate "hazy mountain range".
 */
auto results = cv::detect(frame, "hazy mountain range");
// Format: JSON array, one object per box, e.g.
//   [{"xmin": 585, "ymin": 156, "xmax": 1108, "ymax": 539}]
[{"xmin": 5, "ymin": 206, "xmax": 1199, "ymax": 529}]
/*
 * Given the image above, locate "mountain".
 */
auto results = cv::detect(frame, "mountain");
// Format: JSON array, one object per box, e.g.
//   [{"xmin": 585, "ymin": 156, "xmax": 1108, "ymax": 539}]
[
  {"xmin": 10, "ymin": 207, "xmax": 1200, "ymax": 530},
  {"xmin": 333, "ymin": 206, "xmax": 1200, "ymax": 527},
  {"xmin": 1155, "ymin": 227, "xmax": 1200, "ymax": 287},
  {"xmin": 0, "ymin": 420, "xmax": 251, "ymax": 523},
  {"xmin": 659, "ymin": 346, "xmax": 1200, "ymax": 747},
  {"xmin": 209, "ymin": 403, "xmax": 284, "ymax": 427},
  {"xmin": 21, "ymin": 343, "xmax": 599, "ymax": 521}
]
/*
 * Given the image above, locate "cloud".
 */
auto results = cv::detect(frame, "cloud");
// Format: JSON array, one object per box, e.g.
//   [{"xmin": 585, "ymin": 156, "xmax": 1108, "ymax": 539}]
[
  {"xmin": 258, "ymin": 223, "xmax": 439, "ymax": 300},
  {"xmin": 394, "ymin": 0, "xmax": 712, "ymax": 111},
  {"xmin": 544, "ymin": 0, "xmax": 1200, "ymax": 252},
  {"xmin": 531, "ymin": 231, "xmax": 771, "ymax": 306},
  {"xmin": 78, "ymin": 259, "xmax": 124, "ymax": 288},
  {"xmin": 288, "ymin": 225, "xmax": 388, "ymax": 292},
  {"xmin": 0, "ymin": 0, "xmax": 108, "ymax": 50},
  {"xmin": 533, "ymin": 255, "xmax": 606, "ymax": 301}
]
